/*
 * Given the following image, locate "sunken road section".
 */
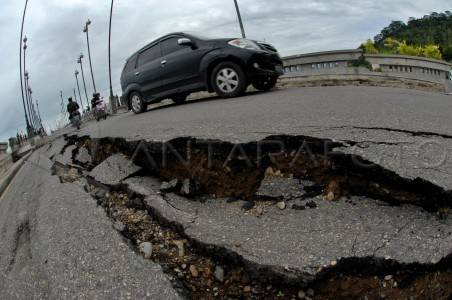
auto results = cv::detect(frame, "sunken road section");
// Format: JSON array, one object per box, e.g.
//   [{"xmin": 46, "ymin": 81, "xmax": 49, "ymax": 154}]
[{"xmin": 50, "ymin": 134, "xmax": 452, "ymax": 299}]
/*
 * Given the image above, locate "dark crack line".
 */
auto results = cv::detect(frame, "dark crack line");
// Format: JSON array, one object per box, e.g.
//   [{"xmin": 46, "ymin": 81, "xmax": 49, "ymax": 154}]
[{"xmin": 161, "ymin": 194, "xmax": 197, "ymax": 218}]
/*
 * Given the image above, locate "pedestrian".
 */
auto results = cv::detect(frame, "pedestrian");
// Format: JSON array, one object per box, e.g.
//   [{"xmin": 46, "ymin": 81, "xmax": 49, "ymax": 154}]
[{"xmin": 67, "ymin": 97, "xmax": 80, "ymax": 121}]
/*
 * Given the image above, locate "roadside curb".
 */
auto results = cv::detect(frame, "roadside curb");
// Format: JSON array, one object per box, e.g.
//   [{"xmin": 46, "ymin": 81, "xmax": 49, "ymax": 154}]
[{"xmin": 0, "ymin": 152, "xmax": 32, "ymax": 198}]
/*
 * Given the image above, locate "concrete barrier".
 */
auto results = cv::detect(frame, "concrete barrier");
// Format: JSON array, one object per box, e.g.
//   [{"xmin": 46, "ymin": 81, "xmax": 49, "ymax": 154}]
[
  {"xmin": 0, "ymin": 153, "xmax": 30, "ymax": 197},
  {"xmin": 0, "ymin": 155, "xmax": 13, "ymax": 176},
  {"xmin": 282, "ymin": 49, "xmax": 452, "ymax": 91}
]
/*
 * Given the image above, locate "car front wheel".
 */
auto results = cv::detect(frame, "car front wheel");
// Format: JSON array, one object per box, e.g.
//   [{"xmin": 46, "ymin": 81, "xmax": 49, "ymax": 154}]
[
  {"xmin": 130, "ymin": 92, "xmax": 146, "ymax": 114},
  {"xmin": 211, "ymin": 62, "xmax": 247, "ymax": 98},
  {"xmin": 252, "ymin": 76, "xmax": 278, "ymax": 91}
]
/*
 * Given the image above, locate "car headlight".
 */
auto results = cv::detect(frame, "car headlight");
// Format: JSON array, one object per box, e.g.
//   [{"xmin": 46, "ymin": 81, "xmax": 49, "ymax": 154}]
[{"xmin": 228, "ymin": 39, "xmax": 261, "ymax": 50}]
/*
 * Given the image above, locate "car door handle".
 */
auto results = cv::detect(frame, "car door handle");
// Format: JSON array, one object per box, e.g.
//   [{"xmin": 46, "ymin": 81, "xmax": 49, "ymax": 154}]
[
  {"xmin": 161, "ymin": 60, "xmax": 167, "ymax": 65},
  {"xmin": 135, "ymin": 72, "xmax": 140, "ymax": 76}
]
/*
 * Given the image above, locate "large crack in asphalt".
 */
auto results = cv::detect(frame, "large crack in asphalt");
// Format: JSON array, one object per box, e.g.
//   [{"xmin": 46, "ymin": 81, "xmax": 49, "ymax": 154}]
[{"xmin": 50, "ymin": 134, "xmax": 452, "ymax": 299}]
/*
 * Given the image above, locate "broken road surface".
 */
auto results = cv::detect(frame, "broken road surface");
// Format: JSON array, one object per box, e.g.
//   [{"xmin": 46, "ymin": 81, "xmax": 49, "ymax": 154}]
[
  {"xmin": 0, "ymin": 147, "xmax": 181, "ymax": 299},
  {"xmin": 1, "ymin": 86, "xmax": 452, "ymax": 299}
]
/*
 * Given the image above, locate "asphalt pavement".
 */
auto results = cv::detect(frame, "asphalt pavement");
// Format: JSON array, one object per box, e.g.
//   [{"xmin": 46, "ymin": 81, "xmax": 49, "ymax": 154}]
[
  {"xmin": 2, "ymin": 86, "xmax": 452, "ymax": 298},
  {"xmin": 0, "ymin": 145, "xmax": 181, "ymax": 299}
]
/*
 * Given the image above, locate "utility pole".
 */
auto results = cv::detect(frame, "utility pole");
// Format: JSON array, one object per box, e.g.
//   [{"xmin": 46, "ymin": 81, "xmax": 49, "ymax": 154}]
[
  {"xmin": 77, "ymin": 54, "xmax": 90, "ymax": 109},
  {"xmin": 83, "ymin": 19, "xmax": 97, "ymax": 93},
  {"xmin": 19, "ymin": 0, "xmax": 32, "ymax": 137},
  {"xmin": 233, "ymin": 0, "xmax": 246, "ymax": 38},
  {"xmin": 108, "ymin": 0, "xmax": 117, "ymax": 114}
]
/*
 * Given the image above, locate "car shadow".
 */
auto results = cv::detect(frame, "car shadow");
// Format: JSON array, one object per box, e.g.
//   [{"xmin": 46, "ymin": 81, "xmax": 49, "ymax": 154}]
[{"xmin": 145, "ymin": 90, "xmax": 267, "ymax": 113}]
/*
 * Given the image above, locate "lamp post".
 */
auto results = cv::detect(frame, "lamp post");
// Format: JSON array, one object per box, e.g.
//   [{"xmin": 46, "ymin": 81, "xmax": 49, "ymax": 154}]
[
  {"xmin": 60, "ymin": 90, "xmax": 65, "ymax": 113},
  {"xmin": 74, "ymin": 69, "xmax": 86, "ymax": 111},
  {"xmin": 19, "ymin": 0, "xmax": 32, "ymax": 136},
  {"xmin": 24, "ymin": 70, "xmax": 33, "ymax": 130},
  {"xmin": 233, "ymin": 0, "xmax": 246, "ymax": 38},
  {"xmin": 36, "ymin": 99, "xmax": 44, "ymax": 134},
  {"xmin": 24, "ymin": 37, "xmax": 36, "ymax": 133},
  {"xmin": 77, "ymin": 54, "xmax": 90, "ymax": 109},
  {"xmin": 108, "ymin": 0, "xmax": 117, "ymax": 113},
  {"xmin": 73, "ymin": 88, "xmax": 80, "ymax": 108},
  {"xmin": 83, "ymin": 19, "xmax": 97, "ymax": 93},
  {"xmin": 28, "ymin": 87, "xmax": 38, "ymax": 133},
  {"xmin": 24, "ymin": 70, "xmax": 35, "ymax": 131}
]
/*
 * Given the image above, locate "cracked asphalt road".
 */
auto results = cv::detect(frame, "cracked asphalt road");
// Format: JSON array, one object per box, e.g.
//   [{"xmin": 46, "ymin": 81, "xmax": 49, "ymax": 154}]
[
  {"xmin": 2, "ymin": 86, "xmax": 452, "ymax": 298},
  {"xmin": 125, "ymin": 176, "xmax": 452, "ymax": 281},
  {"xmin": 80, "ymin": 86, "xmax": 452, "ymax": 189},
  {"xmin": 0, "ymin": 147, "xmax": 181, "ymax": 299}
]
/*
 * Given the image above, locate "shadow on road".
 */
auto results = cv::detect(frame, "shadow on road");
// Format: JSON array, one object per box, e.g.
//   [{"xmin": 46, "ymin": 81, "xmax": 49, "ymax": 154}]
[{"xmin": 145, "ymin": 90, "xmax": 267, "ymax": 114}]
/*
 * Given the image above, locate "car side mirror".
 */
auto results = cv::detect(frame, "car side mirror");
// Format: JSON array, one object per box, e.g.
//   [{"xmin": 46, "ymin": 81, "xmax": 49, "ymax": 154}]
[{"xmin": 178, "ymin": 38, "xmax": 196, "ymax": 49}]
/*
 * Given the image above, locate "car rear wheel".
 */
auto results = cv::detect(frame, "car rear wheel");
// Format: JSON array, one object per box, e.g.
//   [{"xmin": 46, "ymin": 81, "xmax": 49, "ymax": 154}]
[
  {"xmin": 130, "ymin": 92, "xmax": 146, "ymax": 114},
  {"xmin": 172, "ymin": 94, "xmax": 188, "ymax": 104},
  {"xmin": 252, "ymin": 76, "xmax": 278, "ymax": 91},
  {"xmin": 211, "ymin": 62, "xmax": 247, "ymax": 98}
]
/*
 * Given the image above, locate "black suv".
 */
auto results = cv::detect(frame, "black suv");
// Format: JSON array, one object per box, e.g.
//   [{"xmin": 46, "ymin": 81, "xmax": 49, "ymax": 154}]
[{"xmin": 121, "ymin": 32, "xmax": 283, "ymax": 114}]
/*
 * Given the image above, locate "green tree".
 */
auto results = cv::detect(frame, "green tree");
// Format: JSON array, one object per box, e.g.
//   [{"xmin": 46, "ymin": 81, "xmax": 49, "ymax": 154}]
[
  {"xmin": 361, "ymin": 39, "xmax": 379, "ymax": 54},
  {"xmin": 442, "ymin": 45, "xmax": 452, "ymax": 61},
  {"xmin": 397, "ymin": 41, "xmax": 423, "ymax": 56},
  {"xmin": 372, "ymin": 12, "xmax": 452, "ymax": 61},
  {"xmin": 422, "ymin": 45, "xmax": 443, "ymax": 60}
]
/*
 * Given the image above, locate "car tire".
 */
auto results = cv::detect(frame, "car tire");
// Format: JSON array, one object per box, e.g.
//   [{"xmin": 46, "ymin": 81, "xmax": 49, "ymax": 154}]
[
  {"xmin": 172, "ymin": 94, "xmax": 188, "ymax": 104},
  {"xmin": 252, "ymin": 76, "xmax": 278, "ymax": 91},
  {"xmin": 211, "ymin": 62, "xmax": 247, "ymax": 98},
  {"xmin": 129, "ymin": 91, "xmax": 146, "ymax": 114}
]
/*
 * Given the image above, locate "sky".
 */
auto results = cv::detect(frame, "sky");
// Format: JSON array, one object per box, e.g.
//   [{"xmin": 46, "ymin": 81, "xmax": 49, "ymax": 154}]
[{"xmin": 0, "ymin": 0, "xmax": 450, "ymax": 142}]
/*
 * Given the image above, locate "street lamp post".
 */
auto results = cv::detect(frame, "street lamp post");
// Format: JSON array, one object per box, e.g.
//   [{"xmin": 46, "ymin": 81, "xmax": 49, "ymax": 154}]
[
  {"xmin": 19, "ymin": 0, "xmax": 32, "ymax": 136},
  {"xmin": 24, "ymin": 71, "xmax": 35, "ymax": 131},
  {"xmin": 73, "ymin": 88, "xmax": 80, "ymax": 108},
  {"xmin": 28, "ymin": 87, "xmax": 38, "ymax": 133},
  {"xmin": 233, "ymin": 0, "xmax": 246, "ymax": 38},
  {"xmin": 83, "ymin": 19, "xmax": 97, "ymax": 93},
  {"xmin": 108, "ymin": 0, "xmax": 117, "ymax": 114},
  {"xmin": 60, "ymin": 90, "xmax": 65, "ymax": 113},
  {"xmin": 36, "ymin": 99, "xmax": 44, "ymax": 133},
  {"xmin": 24, "ymin": 70, "xmax": 33, "ymax": 130},
  {"xmin": 74, "ymin": 69, "xmax": 85, "ymax": 111},
  {"xmin": 77, "ymin": 54, "xmax": 90, "ymax": 109},
  {"xmin": 24, "ymin": 37, "xmax": 36, "ymax": 133}
]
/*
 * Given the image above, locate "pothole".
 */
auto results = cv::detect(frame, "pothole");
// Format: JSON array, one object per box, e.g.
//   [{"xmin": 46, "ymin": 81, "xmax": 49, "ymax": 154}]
[{"xmin": 70, "ymin": 134, "xmax": 452, "ymax": 213}]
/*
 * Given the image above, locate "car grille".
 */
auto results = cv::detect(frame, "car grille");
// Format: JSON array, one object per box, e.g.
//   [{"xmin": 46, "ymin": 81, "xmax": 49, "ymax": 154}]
[{"xmin": 258, "ymin": 42, "xmax": 277, "ymax": 53}]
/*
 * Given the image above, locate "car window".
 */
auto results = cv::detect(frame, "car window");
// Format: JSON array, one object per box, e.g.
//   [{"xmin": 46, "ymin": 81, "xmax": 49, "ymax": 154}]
[
  {"xmin": 123, "ymin": 55, "xmax": 136, "ymax": 73},
  {"xmin": 161, "ymin": 37, "xmax": 185, "ymax": 56},
  {"xmin": 137, "ymin": 44, "xmax": 161, "ymax": 67}
]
